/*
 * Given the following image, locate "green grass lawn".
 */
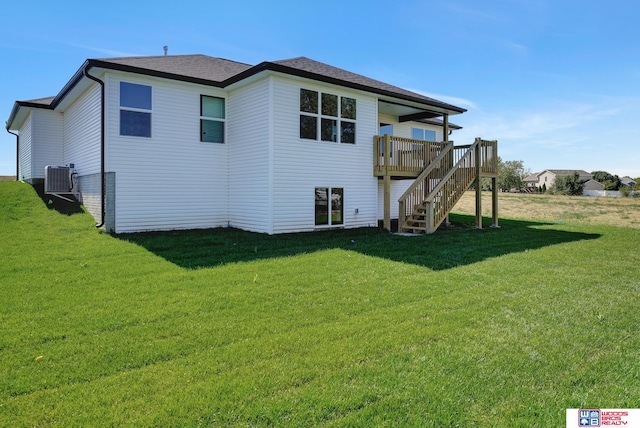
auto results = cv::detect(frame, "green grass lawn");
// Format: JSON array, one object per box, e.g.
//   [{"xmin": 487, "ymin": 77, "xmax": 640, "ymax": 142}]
[{"xmin": 1, "ymin": 181, "xmax": 639, "ymax": 427}]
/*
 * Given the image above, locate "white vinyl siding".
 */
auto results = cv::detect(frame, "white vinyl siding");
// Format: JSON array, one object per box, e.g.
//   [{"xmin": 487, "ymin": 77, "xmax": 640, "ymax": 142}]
[
  {"xmin": 64, "ymin": 83, "xmax": 102, "ymax": 174},
  {"xmin": 377, "ymin": 179, "xmax": 414, "ymax": 220},
  {"xmin": 17, "ymin": 113, "xmax": 32, "ymax": 181},
  {"xmin": 62, "ymin": 82, "xmax": 103, "ymax": 221},
  {"xmin": 106, "ymin": 73, "xmax": 229, "ymax": 233},
  {"xmin": 34, "ymin": 111, "xmax": 64, "ymax": 176},
  {"xmin": 228, "ymin": 78, "xmax": 271, "ymax": 233},
  {"xmin": 16, "ymin": 110, "xmax": 65, "ymax": 181},
  {"xmin": 271, "ymin": 77, "xmax": 378, "ymax": 234},
  {"xmin": 378, "ymin": 114, "xmax": 444, "ymax": 141}
]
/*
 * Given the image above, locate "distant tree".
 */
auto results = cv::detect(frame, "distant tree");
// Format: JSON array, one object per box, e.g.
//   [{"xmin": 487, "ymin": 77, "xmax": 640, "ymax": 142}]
[
  {"xmin": 603, "ymin": 177, "xmax": 621, "ymax": 190},
  {"xmin": 496, "ymin": 158, "xmax": 529, "ymax": 191},
  {"xmin": 620, "ymin": 186, "xmax": 631, "ymax": 197},
  {"xmin": 591, "ymin": 170, "xmax": 621, "ymax": 190},
  {"xmin": 551, "ymin": 171, "xmax": 584, "ymax": 196},
  {"xmin": 591, "ymin": 171, "xmax": 611, "ymax": 182}
]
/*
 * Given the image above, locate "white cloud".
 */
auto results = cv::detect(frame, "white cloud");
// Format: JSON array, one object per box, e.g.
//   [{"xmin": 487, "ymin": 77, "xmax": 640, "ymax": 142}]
[
  {"xmin": 408, "ymin": 89, "xmax": 478, "ymax": 110},
  {"xmin": 64, "ymin": 43, "xmax": 140, "ymax": 58},
  {"xmin": 451, "ymin": 96, "xmax": 640, "ymax": 176},
  {"xmin": 501, "ymin": 40, "xmax": 529, "ymax": 56},
  {"xmin": 457, "ymin": 102, "xmax": 621, "ymax": 143}
]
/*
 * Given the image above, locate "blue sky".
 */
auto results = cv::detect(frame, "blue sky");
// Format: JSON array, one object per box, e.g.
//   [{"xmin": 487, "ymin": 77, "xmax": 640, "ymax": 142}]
[{"xmin": 1, "ymin": 0, "xmax": 639, "ymax": 178}]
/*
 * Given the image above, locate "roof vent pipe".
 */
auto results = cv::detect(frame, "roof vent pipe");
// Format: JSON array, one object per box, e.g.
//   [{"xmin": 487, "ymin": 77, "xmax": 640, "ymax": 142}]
[{"xmin": 163, "ymin": 45, "xmax": 168, "ymax": 56}]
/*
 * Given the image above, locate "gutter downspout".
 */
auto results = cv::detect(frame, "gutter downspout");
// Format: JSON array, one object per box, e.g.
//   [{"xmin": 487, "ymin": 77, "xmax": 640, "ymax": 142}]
[
  {"xmin": 7, "ymin": 129, "xmax": 19, "ymax": 181},
  {"xmin": 83, "ymin": 68, "xmax": 106, "ymax": 229}
]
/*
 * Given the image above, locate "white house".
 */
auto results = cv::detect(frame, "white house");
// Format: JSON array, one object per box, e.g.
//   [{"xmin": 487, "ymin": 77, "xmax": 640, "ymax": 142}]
[
  {"xmin": 6, "ymin": 54, "xmax": 497, "ymax": 234},
  {"xmin": 526, "ymin": 169, "xmax": 592, "ymax": 190}
]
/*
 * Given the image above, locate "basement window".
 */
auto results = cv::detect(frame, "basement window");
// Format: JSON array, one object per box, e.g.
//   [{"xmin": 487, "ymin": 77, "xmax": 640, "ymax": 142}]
[
  {"xmin": 120, "ymin": 82, "xmax": 152, "ymax": 138},
  {"xmin": 315, "ymin": 187, "xmax": 344, "ymax": 226}
]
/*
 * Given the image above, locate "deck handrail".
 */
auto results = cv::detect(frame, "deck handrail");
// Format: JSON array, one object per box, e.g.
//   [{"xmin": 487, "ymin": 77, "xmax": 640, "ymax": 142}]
[
  {"xmin": 479, "ymin": 139, "xmax": 498, "ymax": 175},
  {"xmin": 397, "ymin": 141, "xmax": 454, "ymax": 228},
  {"xmin": 397, "ymin": 138, "xmax": 498, "ymax": 233},
  {"xmin": 422, "ymin": 138, "xmax": 482, "ymax": 232},
  {"xmin": 374, "ymin": 136, "xmax": 448, "ymax": 175}
]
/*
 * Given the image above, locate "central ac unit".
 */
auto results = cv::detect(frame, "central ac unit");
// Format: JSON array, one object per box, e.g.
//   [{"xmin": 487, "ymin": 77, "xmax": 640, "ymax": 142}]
[{"xmin": 45, "ymin": 165, "xmax": 72, "ymax": 194}]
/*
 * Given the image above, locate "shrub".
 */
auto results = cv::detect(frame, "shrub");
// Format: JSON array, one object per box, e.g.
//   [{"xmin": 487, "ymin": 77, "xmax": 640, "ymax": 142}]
[{"xmin": 550, "ymin": 172, "xmax": 584, "ymax": 196}]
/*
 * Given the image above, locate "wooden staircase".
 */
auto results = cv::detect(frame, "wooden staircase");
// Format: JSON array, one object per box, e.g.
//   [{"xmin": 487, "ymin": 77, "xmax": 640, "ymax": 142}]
[{"xmin": 398, "ymin": 138, "xmax": 496, "ymax": 234}]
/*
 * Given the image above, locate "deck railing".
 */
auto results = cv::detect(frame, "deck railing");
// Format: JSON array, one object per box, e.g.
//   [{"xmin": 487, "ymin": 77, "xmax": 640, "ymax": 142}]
[
  {"xmin": 397, "ymin": 138, "xmax": 498, "ymax": 233},
  {"xmin": 453, "ymin": 139, "xmax": 498, "ymax": 175},
  {"xmin": 397, "ymin": 141, "xmax": 454, "ymax": 230},
  {"xmin": 374, "ymin": 135, "xmax": 448, "ymax": 175},
  {"xmin": 425, "ymin": 142, "xmax": 480, "ymax": 232}
]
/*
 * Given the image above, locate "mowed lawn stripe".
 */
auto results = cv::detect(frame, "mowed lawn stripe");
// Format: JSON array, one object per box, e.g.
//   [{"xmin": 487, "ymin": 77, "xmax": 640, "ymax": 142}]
[{"xmin": 1, "ymin": 182, "xmax": 639, "ymax": 426}]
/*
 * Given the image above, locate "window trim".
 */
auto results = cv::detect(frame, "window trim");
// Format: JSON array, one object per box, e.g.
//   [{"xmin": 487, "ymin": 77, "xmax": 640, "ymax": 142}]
[
  {"xmin": 200, "ymin": 95, "xmax": 226, "ymax": 144},
  {"xmin": 315, "ymin": 186, "xmax": 344, "ymax": 227},
  {"xmin": 119, "ymin": 81, "xmax": 152, "ymax": 138},
  {"xmin": 411, "ymin": 127, "xmax": 437, "ymax": 142},
  {"xmin": 300, "ymin": 88, "xmax": 356, "ymax": 144}
]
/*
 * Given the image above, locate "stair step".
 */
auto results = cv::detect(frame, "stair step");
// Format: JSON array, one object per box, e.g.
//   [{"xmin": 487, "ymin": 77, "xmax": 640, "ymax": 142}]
[
  {"xmin": 404, "ymin": 226, "xmax": 427, "ymax": 231},
  {"xmin": 407, "ymin": 220, "xmax": 427, "ymax": 225}
]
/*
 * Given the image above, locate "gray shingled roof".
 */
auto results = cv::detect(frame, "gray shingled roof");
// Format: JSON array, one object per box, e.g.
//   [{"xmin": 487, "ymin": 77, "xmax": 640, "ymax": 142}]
[
  {"xmin": 523, "ymin": 173, "xmax": 540, "ymax": 182},
  {"xmin": 8, "ymin": 54, "xmax": 466, "ymax": 130},
  {"xmin": 96, "ymin": 54, "xmax": 253, "ymax": 83},
  {"xmin": 546, "ymin": 169, "xmax": 592, "ymax": 178},
  {"xmin": 270, "ymin": 57, "xmax": 464, "ymax": 112},
  {"xmin": 90, "ymin": 55, "xmax": 464, "ymax": 113}
]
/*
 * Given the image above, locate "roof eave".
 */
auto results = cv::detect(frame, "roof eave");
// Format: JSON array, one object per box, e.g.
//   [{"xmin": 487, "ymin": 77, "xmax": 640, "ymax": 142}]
[
  {"xmin": 85, "ymin": 59, "xmax": 228, "ymax": 88},
  {"xmin": 7, "ymin": 55, "xmax": 467, "ymax": 130},
  {"xmin": 224, "ymin": 61, "xmax": 466, "ymax": 116},
  {"xmin": 6, "ymin": 100, "xmax": 55, "ymax": 131}
]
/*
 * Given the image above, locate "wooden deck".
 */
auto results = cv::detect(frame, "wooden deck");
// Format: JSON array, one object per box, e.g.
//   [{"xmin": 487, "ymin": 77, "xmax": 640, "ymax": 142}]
[
  {"xmin": 375, "ymin": 136, "xmax": 499, "ymax": 233},
  {"xmin": 374, "ymin": 135, "xmax": 498, "ymax": 178}
]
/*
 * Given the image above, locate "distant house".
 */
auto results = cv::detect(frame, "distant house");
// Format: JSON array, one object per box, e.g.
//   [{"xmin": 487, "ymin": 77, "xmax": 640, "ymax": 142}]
[
  {"xmin": 583, "ymin": 179, "xmax": 605, "ymax": 191},
  {"xmin": 6, "ymin": 54, "xmax": 497, "ymax": 234},
  {"xmin": 523, "ymin": 172, "xmax": 540, "ymax": 189},
  {"xmin": 526, "ymin": 169, "xmax": 592, "ymax": 189},
  {"xmin": 621, "ymin": 176, "xmax": 637, "ymax": 188}
]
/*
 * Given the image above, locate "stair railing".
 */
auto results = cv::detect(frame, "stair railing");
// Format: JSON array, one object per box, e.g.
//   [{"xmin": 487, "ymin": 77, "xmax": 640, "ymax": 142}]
[
  {"xmin": 398, "ymin": 141, "xmax": 454, "ymax": 230},
  {"xmin": 422, "ymin": 138, "xmax": 484, "ymax": 232}
]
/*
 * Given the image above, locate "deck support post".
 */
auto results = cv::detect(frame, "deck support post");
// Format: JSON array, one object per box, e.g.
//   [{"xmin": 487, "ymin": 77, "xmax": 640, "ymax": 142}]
[
  {"xmin": 383, "ymin": 134, "xmax": 392, "ymax": 232},
  {"xmin": 491, "ymin": 176, "xmax": 500, "ymax": 228},
  {"xmin": 383, "ymin": 175, "xmax": 391, "ymax": 231},
  {"xmin": 444, "ymin": 114, "xmax": 450, "ymax": 226},
  {"xmin": 475, "ymin": 138, "xmax": 482, "ymax": 229}
]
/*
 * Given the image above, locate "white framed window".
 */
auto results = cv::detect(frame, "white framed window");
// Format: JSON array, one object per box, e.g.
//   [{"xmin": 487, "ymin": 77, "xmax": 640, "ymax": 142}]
[
  {"xmin": 120, "ymin": 82, "xmax": 152, "ymax": 137},
  {"xmin": 411, "ymin": 128, "xmax": 436, "ymax": 141},
  {"xmin": 300, "ymin": 89, "xmax": 356, "ymax": 144},
  {"xmin": 200, "ymin": 95, "xmax": 225, "ymax": 143},
  {"xmin": 315, "ymin": 187, "xmax": 344, "ymax": 226}
]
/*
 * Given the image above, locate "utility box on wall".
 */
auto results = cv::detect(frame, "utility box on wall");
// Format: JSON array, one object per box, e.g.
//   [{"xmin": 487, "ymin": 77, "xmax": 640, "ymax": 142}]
[{"xmin": 44, "ymin": 166, "xmax": 72, "ymax": 194}]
